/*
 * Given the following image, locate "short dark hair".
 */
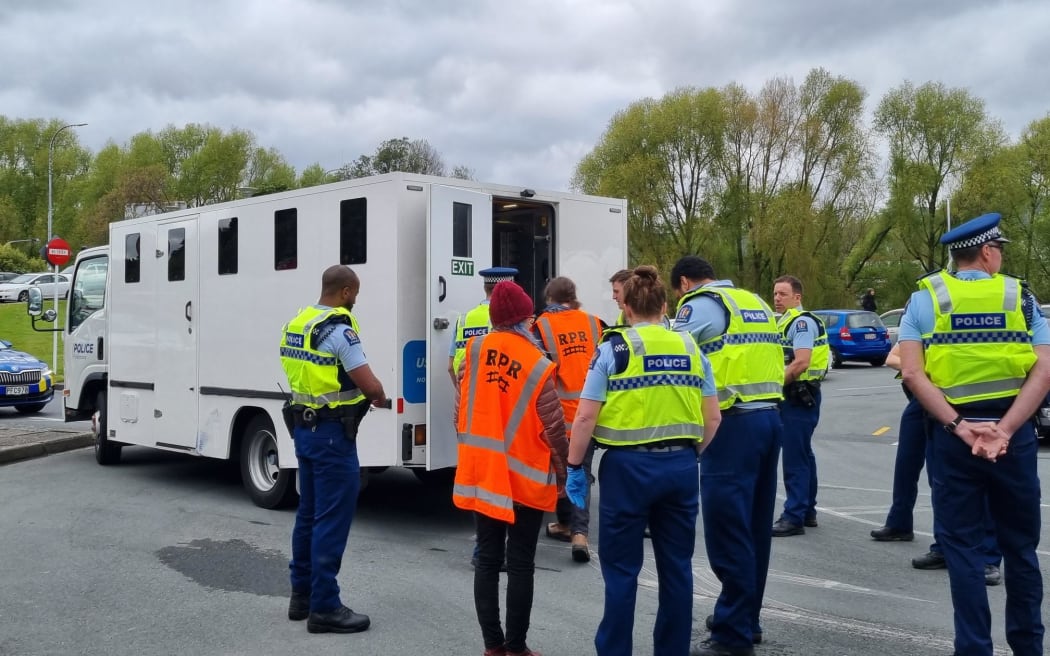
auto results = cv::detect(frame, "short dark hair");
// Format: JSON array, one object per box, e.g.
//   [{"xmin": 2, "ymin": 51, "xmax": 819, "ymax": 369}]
[
  {"xmin": 670, "ymin": 256, "xmax": 715, "ymax": 286},
  {"xmin": 774, "ymin": 275, "xmax": 803, "ymax": 295},
  {"xmin": 608, "ymin": 269, "xmax": 632, "ymax": 284},
  {"xmin": 952, "ymin": 244, "xmax": 982, "ymax": 265}
]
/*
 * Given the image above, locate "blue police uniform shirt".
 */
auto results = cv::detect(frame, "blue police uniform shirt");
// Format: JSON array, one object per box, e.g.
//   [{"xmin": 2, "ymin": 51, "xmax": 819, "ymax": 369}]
[
  {"xmin": 313, "ymin": 305, "xmax": 369, "ymax": 372},
  {"xmin": 580, "ymin": 322, "xmax": 717, "ymax": 403},
  {"xmin": 785, "ymin": 305, "xmax": 817, "ymax": 351},
  {"xmin": 673, "ymin": 280, "xmax": 777, "ymax": 409},
  {"xmin": 448, "ymin": 299, "xmax": 490, "ymax": 357},
  {"xmin": 899, "ymin": 270, "xmax": 1050, "ymax": 345}
]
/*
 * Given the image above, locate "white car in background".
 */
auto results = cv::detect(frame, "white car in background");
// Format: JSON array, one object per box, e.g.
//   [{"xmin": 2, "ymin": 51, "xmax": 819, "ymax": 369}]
[
  {"xmin": 880, "ymin": 308, "xmax": 904, "ymax": 345},
  {"xmin": 0, "ymin": 273, "xmax": 70, "ymax": 303}
]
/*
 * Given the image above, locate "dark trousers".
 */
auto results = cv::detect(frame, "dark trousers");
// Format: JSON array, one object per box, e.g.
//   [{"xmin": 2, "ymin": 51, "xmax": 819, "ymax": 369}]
[
  {"xmin": 928, "ymin": 421, "xmax": 1043, "ymax": 656},
  {"xmin": 289, "ymin": 420, "xmax": 360, "ymax": 614},
  {"xmin": 594, "ymin": 447, "xmax": 699, "ymax": 656},
  {"xmin": 885, "ymin": 397, "xmax": 928, "ymax": 532},
  {"xmin": 474, "ymin": 506, "xmax": 545, "ymax": 652},
  {"xmin": 701, "ymin": 408, "xmax": 783, "ymax": 649},
  {"xmin": 779, "ymin": 390, "xmax": 820, "ymax": 525},
  {"xmin": 554, "ymin": 440, "xmax": 596, "ymax": 535}
]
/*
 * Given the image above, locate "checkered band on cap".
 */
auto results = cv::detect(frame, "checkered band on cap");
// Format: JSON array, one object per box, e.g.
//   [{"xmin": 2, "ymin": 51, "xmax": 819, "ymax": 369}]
[
  {"xmin": 948, "ymin": 227, "xmax": 1005, "ymax": 250},
  {"xmin": 482, "ymin": 274, "xmax": 515, "ymax": 282}
]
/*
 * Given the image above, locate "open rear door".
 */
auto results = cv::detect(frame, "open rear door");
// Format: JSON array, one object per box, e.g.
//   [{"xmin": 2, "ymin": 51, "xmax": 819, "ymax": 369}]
[{"xmin": 427, "ymin": 185, "xmax": 493, "ymax": 470}]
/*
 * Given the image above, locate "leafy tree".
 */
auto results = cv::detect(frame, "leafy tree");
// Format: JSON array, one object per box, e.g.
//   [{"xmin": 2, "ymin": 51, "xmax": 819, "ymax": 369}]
[{"xmin": 344, "ymin": 137, "xmax": 472, "ymax": 179}]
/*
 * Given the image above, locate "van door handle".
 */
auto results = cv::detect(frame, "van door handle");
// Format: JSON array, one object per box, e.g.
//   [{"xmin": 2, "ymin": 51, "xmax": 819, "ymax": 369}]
[
  {"xmin": 438, "ymin": 276, "xmax": 446, "ymax": 303},
  {"xmin": 185, "ymin": 301, "xmax": 193, "ymax": 334}
]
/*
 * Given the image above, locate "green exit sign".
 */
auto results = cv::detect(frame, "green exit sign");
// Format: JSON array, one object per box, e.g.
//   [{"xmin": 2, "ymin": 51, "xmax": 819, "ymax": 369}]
[{"xmin": 451, "ymin": 259, "xmax": 474, "ymax": 276}]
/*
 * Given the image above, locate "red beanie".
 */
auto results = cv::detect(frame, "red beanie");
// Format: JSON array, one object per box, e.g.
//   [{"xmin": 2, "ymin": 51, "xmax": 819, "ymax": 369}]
[{"xmin": 489, "ymin": 281, "xmax": 534, "ymax": 327}]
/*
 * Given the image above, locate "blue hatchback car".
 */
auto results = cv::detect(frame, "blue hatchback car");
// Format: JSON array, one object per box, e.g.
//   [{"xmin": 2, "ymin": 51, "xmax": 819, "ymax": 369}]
[
  {"xmin": 0, "ymin": 340, "xmax": 54, "ymax": 413},
  {"xmin": 811, "ymin": 310, "xmax": 892, "ymax": 368}
]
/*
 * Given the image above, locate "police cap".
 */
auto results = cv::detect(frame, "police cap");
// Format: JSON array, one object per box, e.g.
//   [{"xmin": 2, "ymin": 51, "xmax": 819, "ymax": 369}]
[
  {"xmin": 940, "ymin": 212, "xmax": 1010, "ymax": 251},
  {"xmin": 479, "ymin": 267, "xmax": 518, "ymax": 283}
]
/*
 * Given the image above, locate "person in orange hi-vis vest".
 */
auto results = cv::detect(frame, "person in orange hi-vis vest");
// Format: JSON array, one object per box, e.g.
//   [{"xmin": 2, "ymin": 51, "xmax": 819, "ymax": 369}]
[
  {"xmin": 532, "ymin": 276, "xmax": 606, "ymax": 563},
  {"xmin": 453, "ymin": 280, "xmax": 568, "ymax": 656}
]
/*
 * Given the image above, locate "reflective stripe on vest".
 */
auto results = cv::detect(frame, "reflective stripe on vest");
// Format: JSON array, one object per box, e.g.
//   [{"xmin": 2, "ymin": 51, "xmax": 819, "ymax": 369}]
[
  {"xmin": 534, "ymin": 309, "xmax": 603, "ymax": 433},
  {"xmin": 778, "ymin": 307, "xmax": 830, "ymax": 382},
  {"xmin": 279, "ymin": 306, "xmax": 365, "ymax": 409},
  {"xmin": 593, "ymin": 325, "xmax": 705, "ymax": 446},
  {"xmin": 919, "ymin": 272, "xmax": 1035, "ymax": 404},
  {"xmin": 676, "ymin": 285, "xmax": 785, "ymax": 409}
]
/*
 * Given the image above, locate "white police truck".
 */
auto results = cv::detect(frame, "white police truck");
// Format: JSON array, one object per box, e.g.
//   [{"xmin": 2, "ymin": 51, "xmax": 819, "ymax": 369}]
[{"xmin": 30, "ymin": 172, "xmax": 626, "ymax": 508}]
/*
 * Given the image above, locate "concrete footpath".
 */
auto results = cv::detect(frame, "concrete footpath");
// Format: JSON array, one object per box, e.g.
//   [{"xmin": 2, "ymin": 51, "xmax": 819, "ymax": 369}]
[{"xmin": 0, "ymin": 425, "xmax": 93, "ymax": 465}]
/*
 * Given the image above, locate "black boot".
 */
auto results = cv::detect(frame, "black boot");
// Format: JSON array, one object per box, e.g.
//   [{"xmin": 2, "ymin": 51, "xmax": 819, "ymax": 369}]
[{"xmin": 307, "ymin": 605, "xmax": 371, "ymax": 634}]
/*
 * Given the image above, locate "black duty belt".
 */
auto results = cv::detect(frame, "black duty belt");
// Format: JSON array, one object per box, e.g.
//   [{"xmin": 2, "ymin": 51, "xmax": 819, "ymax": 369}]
[{"xmin": 603, "ymin": 439, "xmax": 697, "ymax": 452}]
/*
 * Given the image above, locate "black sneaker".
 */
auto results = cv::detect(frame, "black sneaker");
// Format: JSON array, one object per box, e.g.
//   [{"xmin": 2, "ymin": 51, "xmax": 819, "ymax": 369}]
[
  {"xmin": 985, "ymin": 564, "xmax": 1002, "ymax": 586},
  {"xmin": 911, "ymin": 551, "xmax": 947, "ymax": 570},
  {"xmin": 870, "ymin": 526, "xmax": 915, "ymax": 542},
  {"xmin": 771, "ymin": 519, "xmax": 805, "ymax": 537},
  {"xmin": 307, "ymin": 605, "xmax": 371, "ymax": 634},
  {"xmin": 288, "ymin": 591, "xmax": 309, "ymax": 621},
  {"xmin": 690, "ymin": 638, "xmax": 755, "ymax": 656},
  {"xmin": 705, "ymin": 614, "xmax": 762, "ymax": 645}
]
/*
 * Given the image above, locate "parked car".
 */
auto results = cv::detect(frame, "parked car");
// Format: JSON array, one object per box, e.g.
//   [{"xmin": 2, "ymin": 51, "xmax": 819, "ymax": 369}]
[
  {"xmin": 0, "ymin": 271, "xmax": 20, "ymax": 283},
  {"xmin": 0, "ymin": 339, "xmax": 54, "ymax": 413},
  {"xmin": 811, "ymin": 310, "xmax": 892, "ymax": 368},
  {"xmin": 0, "ymin": 273, "xmax": 70, "ymax": 303},
  {"xmin": 880, "ymin": 308, "xmax": 904, "ymax": 344}
]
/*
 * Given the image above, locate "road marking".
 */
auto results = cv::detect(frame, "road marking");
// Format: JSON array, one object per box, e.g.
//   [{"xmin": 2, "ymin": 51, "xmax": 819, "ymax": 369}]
[{"xmin": 872, "ymin": 426, "xmax": 890, "ymax": 436}]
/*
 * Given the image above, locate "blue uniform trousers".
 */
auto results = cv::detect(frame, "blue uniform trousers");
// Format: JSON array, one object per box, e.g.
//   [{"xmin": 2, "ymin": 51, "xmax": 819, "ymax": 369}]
[
  {"xmin": 289, "ymin": 420, "xmax": 361, "ymax": 614},
  {"xmin": 885, "ymin": 396, "xmax": 928, "ymax": 532},
  {"xmin": 925, "ymin": 426, "xmax": 1001, "ymax": 564},
  {"xmin": 928, "ymin": 421, "xmax": 1043, "ymax": 656},
  {"xmin": 778, "ymin": 390, "xmax": 820, "ymax": 525},
  {"xmin": 701, "ymin": 408, "xmax": 782, "ymax": 649},
  {"xmin": 595, "ymin": 447, "xmax": 699, "ymax": 656}
]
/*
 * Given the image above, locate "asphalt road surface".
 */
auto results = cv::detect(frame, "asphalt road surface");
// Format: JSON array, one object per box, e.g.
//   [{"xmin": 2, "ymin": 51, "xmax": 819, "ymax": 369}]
[{"xmin": 1, "ymin": 364, "xmax": 1047, "ymax": 656}]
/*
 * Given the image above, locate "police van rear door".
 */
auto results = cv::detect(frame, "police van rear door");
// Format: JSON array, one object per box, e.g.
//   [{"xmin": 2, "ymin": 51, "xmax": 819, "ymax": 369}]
[{"xmin": 426, "ymin": 185, "xmax": 493, "ymax": 470}]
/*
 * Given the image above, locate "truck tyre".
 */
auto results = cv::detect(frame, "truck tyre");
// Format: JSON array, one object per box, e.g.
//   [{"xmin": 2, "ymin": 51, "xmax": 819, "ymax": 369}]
[
  {"xmin": 240, "ymin": 414, "xmax": 297, "ymax": 509},
  {"xmin": 94, "ymin": 390, "xmax": 121, "ymax": 465}
]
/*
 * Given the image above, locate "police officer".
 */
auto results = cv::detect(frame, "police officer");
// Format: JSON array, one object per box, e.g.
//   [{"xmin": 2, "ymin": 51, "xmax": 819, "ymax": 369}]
[
  {"xmin": 771, "ymin": 275, "xmax": 829, "ymax": 537},
  {"xmin": 279, "ymin": 265, "xmax": 388, "ymax": 634},
  {"xmin": 670, "ymin": 255, "xmax": 784, "ymax": 656},
  {"xmin": 448, "ymin": 267, "xmax": 519, "ymax": 385},
  {"xmin": 608, "ymin": 268, "xmax": 632, "ymax": 326},
  {"xmin": 566, "ymin": 265, "xmax": 721, "ymax": 656},
  {"xmin": 533, "ymin": 276, "xmax": 606, "ymax": 562},
  {"xmin": 899, "ymin": 213, "xmax": 1049, "ymax": 656}
]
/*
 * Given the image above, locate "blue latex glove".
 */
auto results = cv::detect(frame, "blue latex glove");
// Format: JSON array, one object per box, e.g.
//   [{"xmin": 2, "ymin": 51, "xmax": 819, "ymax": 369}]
[{"xmin": 566, "ymin": 467, "xmax": 588, "ymax": 509}]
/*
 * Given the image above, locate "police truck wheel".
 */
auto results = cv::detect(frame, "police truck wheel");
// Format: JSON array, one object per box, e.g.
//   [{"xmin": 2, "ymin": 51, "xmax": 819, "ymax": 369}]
[
  {"xmin": 240, "ymin": 415, "xmax": 297, "ymax": 509},
  {"xmin": 94, "ymin": 390, "xmax": 121, "ymax": 465}
]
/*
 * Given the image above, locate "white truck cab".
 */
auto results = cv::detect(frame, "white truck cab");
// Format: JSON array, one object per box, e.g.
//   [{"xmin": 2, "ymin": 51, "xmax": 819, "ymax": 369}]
[{"xmin": 39, "ymin": 172, "xmax": 627, "ymax": 508}]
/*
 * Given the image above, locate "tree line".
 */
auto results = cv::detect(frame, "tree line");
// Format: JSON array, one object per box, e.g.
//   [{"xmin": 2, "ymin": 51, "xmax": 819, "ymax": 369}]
[{"xmin": 2, "ymin": 68, "xmax": 1048, "ymax": 310}]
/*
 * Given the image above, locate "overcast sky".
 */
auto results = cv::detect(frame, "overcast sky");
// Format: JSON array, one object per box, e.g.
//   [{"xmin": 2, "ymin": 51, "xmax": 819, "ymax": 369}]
[{"xmin": 4, "ymin": 0, "xmax": 1049, "ymax": 192}]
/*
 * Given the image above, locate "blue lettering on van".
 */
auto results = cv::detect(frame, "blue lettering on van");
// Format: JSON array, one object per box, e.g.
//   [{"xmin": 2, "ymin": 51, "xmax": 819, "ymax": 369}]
[
  {"xmin": 643, "ymin": 355, "xmax": 691, "ymax": 372},
  {"xmin": 950, "ymin": 313, "xmax": 1005, "ymax": 330},
  {"xmin": 402, "ymin": 340, "xmax": 427, "ymax": 404},
  {"xmin": 286, "ymin": 333, "xmax": 304, "ymax": 348},
  {"xmin": 741, "ymin": 310, "xmax": 769, "ymax": 323}
]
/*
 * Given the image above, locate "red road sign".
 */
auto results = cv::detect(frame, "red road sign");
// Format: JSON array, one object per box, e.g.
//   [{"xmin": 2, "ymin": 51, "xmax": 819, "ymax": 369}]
[{"xmin": 45, "ymin": 237, "xmax": 72, "ymax": 266}]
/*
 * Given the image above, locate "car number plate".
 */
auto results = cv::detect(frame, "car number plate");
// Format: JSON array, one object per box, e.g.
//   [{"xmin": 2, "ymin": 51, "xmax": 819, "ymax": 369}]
[
  {"xmin": 864, "ymin": 333, "xmax": 877, "ymax": 340},
  {"xmin": 5, "ymin": 385, "xmax": 29, "ymax": 395}
]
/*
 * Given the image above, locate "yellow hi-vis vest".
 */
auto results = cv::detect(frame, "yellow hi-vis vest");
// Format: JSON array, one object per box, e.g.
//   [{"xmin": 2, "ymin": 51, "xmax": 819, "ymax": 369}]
[
  {"xmin": 593, "ymin": 325, "xmax": 705, "ymax": 446},
  {"xmin": 778, "ymin": 307, "xmax": 830, "ymax": 382},
  {"xmin": 919, "ymin": 271, "xmax": 1035, "ymax": 405},
  {"xmin": 453, "ymin": 302, "xmax": 491, "ymax": 374},
  {"xmin": 677, "ymin": 285, "xmax": 785, "ymax": 409},
  {"xmin": 279, "ymin": 306, "xmax": 366, "ymax": 409}
]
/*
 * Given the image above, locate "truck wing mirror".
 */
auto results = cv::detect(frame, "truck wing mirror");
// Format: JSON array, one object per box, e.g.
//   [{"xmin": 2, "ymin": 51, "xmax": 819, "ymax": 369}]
[{"xmin": 26, "ymin": 287, "xmax": 43, "ymax": 317}]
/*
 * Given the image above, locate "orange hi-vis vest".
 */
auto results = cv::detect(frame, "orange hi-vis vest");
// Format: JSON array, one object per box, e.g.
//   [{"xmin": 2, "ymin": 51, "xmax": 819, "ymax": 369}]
[
  {"xmin": 453, "ymin": 331, "xmax": 558, "ymax": 522},
  {"xmin": 533, "ymin": 308, "xmax": 603, "ymax": 435}
]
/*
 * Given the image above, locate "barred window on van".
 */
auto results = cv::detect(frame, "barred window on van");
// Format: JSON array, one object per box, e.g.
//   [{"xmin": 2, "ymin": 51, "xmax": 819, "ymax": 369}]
[
  {"xmin": 340, "ymin": 198, "xmax": 367, "ymax": 265},
  {"xmin": 274, "ymin": 208, "xmax": 297, "ymax": 271},
  {"xmin": 218, "ymin": 217, "xmax": 238, "ymax": 275},
  {"xmin": 125, "ymin": 233, "xmax": 140, "ymax": 284}
]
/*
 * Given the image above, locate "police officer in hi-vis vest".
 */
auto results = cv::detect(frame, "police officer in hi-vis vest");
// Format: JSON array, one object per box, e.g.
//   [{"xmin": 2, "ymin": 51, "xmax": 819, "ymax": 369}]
[
  {"xmin": 533, "ymin": 275, "xmax": 606, "ymax": 563},
  {"xmin": 453, "ymin": 280, "xmax": 568, "ymax": 656},
  {"xmin": 448, "ymin": 267, "xmax": 519, "ymax": 386},
  {"xmin": 567, "ymin": 265, "xmax": 721, "ymax": 656},
  {"xmin": 770, "ymin": 275, "xmax": 829, "ymax": 537},
  {"xmin": 671, "ymin": 255, "xmax": 784, "ymax": 656},
  {"xmin": 279, "ymin": 265, "xmax": 388, "ymax": 634},
  {"xmin": 899, "ymin": 213, "xmax": 1049, "ymax": 656}
]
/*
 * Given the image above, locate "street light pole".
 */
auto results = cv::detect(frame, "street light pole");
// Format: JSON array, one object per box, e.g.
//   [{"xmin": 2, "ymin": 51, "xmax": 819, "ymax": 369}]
[{"xmin": 47, "ymin": 122, "xmax": 87, "ymax": 376}]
